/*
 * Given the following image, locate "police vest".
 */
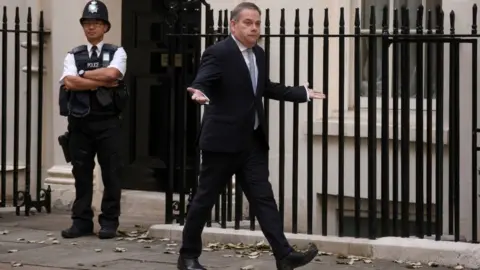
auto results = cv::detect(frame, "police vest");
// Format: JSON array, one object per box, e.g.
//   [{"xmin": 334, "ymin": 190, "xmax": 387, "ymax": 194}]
[{"xmin": 59, "ymin": 43, "xmax": 128, "ymax": 118}]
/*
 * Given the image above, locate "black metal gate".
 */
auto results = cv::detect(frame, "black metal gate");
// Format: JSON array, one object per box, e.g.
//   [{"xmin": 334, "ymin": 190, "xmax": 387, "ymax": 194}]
[
  {"xmin": 0, "ymin": 7, "xmax": 51, "ymax": 216},
  {"xmin": 165, "ymin": 1, "xmax": 480, "ymax": 242}
]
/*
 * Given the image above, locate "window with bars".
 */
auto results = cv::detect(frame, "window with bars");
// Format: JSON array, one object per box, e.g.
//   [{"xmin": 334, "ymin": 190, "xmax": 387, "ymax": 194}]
[{"xmin": 358, "ymin": 0, "xmax": 442, "ymax": 109}]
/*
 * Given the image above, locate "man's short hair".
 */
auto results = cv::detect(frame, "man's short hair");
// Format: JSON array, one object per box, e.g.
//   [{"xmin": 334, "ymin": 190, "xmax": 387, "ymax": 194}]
[{"xmin": 231, "ymin": 2, "xmax": 261, "ymax": 21}]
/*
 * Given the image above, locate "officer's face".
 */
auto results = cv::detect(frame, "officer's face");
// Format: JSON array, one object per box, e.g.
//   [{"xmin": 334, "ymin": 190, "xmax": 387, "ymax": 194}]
[
  {"xmin": 82, "ymin": 19, "xmax": 107, "ymax": 40},
  {"xmin": 230, "ymin": 8, "xmax": 261, "ymax": 48}
]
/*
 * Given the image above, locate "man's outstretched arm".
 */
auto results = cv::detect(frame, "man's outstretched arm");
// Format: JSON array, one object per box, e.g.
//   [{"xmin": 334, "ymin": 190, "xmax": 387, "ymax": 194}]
[{"xmin": 188, "ymin": 49, "xmax": 222, "ymax": 105}]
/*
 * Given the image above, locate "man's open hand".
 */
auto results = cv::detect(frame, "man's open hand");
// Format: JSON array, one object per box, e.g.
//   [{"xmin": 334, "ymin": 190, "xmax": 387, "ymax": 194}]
[
  {"xmin": 304, "ymin": 82, "xmax": 326, "ymax": 99},
  {"xmin": 187, "ymin": 87, "xmax": 210, "ymax": 105}
]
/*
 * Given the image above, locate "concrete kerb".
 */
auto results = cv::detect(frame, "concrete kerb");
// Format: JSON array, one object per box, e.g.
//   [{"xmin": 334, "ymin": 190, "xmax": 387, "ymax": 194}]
[{"xmin": 148, "ymin": 224, "xmax": 480, "ymax": 269}]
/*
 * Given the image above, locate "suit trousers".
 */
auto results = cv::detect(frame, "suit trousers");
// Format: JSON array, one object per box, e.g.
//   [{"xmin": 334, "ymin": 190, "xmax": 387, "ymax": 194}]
[
  {"xmin": 68, "ymin": 115, "xmax": 123, "ymax": 229},
  {"xmin": 180, "ymin": 129, "xmax": 292, "ymax": 260}
]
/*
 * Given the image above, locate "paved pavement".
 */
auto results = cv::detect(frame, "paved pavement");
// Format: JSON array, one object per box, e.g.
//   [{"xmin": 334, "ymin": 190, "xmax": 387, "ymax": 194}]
[{"xmin": 0, "ymin": 210, "xmax": 469, "ymax": 269}]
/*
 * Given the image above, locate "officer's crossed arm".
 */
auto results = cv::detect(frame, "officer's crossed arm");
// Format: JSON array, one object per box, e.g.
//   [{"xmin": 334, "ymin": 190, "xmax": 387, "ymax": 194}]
[
  {"xmin": 60, "ymin": 53, "xmax": 110, "ymax": 91},
  {"xmin": 83, "ymin": 47, "xmax": 127, "ymax": 82}
]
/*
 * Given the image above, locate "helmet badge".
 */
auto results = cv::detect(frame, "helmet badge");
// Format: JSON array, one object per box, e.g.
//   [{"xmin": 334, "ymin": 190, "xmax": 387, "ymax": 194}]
[{"xmin": 88, "ymin": 1, "xmax": 98, "ymax": 13}]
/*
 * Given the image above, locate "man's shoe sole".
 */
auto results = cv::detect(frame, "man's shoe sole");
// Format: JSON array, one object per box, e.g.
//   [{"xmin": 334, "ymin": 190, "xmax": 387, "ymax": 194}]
[
  {"xmin": 298, "ymin": 249, "xmax": 317, "ymax": 267},
  {"xmin": 278, "ymin": 247, "xmax": 318, "ymax": 270}
]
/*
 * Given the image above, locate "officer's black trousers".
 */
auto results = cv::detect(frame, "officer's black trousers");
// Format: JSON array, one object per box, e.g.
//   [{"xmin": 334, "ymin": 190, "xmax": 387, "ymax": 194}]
[{"xmin": 68, "ymin": 115, "xmax": 123, "ymax": 229}]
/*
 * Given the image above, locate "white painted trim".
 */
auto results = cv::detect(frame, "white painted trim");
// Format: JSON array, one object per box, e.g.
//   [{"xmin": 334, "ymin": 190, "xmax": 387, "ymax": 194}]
[
  {"xmin": 309, "ymin": 109, "xmax": 449, "ymax": 144},
  {"xmin": 0, "ymin": 165, "xmax": 26, "ymax": 172}
]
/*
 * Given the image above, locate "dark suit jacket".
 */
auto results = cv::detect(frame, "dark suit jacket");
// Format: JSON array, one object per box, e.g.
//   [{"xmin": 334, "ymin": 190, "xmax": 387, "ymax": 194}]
[{"xmin": 191, "ymin": 36, "xmax": 308, "ymax": 153}]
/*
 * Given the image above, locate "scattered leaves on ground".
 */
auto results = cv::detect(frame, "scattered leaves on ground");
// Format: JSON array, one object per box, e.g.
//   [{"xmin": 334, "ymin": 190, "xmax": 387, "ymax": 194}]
[{"xmin": 0, "ymin": 227, "xmax": 465, "ymax": 269}]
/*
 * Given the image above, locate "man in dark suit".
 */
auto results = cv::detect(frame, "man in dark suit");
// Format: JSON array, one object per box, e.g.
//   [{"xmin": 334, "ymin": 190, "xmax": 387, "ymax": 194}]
[{"xmin": 177, "ymin": 2, "xmax": 326, "ymax": 270}]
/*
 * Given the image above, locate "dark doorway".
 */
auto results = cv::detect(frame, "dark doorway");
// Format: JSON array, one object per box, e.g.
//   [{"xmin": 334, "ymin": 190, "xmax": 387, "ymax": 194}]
[{"xmin": 120, "ymin": 0, "xmax": 201, "ymax": 192}]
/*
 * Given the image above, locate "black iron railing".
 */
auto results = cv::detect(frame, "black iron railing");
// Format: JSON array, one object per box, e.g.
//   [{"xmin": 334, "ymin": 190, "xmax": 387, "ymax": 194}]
[
  {"xmin": 165, "ymin": 3, "xmax": 480, "ymax": 243},
  {"xmin": 0, "ymin": 6, "xmax": 51, "ymax": 216}
]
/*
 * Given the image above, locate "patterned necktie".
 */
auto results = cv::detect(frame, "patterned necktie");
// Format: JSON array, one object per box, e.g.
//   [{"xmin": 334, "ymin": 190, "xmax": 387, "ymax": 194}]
[
  {"xmin": 247, "ymin": 48, "xmax": 257, "ymax": 94},
  {"xmin": 247, "ymin": 48, "xmax": 259, "ymax": 129},
  {"xmin": 91, "ymin": 45, "xmax": 98, "ymax": 60}
]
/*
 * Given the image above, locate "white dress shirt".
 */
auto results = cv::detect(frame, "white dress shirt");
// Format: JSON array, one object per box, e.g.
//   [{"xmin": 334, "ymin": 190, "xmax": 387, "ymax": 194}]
[{"xmin": 59, "ymin": 41, "xmax": 127, "ymax": 85}]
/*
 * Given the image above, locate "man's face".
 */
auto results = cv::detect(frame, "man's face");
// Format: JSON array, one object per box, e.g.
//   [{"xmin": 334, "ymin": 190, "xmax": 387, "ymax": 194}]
[
  {"xmin": 230, "ymin": 8, "xmax": 261, "ymax": 48},
  {"xmin": 82, "ymin": 19, "xmax": 107, "ymax": 40}
]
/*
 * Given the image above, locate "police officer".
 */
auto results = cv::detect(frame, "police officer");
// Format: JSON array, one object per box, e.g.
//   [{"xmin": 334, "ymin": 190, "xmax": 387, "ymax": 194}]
[{"xmin": 58, "ymin": 0, "xmax": 128, "ymax": 239}]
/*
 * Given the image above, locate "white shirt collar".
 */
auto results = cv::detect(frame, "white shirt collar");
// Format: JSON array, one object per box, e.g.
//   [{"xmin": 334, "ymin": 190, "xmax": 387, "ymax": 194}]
[
  {"xmin": 87, "ymin": 41, "xmax": 104, "ymax": 52},
  {"xmin": 231, "ymin": 34, "xmax": 249, "ymax": 52}
]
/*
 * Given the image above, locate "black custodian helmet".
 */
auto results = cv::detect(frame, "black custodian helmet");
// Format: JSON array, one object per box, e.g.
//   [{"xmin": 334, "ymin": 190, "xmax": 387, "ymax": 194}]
[{"xmin": 80, "ymin": 0, "xmax": 111, "ymax": 32}]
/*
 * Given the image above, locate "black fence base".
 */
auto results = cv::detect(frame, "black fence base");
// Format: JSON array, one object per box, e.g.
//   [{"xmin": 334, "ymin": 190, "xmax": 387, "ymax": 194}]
[{"xmin": 15, "ymin": 185, "xmax": 52, "ymax": 216}]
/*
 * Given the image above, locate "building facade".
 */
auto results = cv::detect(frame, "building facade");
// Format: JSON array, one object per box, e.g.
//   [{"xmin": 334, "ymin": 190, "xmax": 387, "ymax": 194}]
[{"xmin": 1, "ymin": 0, "xmax": 479, "ymax": 240}]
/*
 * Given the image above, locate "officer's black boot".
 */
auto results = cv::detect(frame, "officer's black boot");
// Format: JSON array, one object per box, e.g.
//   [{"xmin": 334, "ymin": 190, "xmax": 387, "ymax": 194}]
[
  {"xmin": 61, "ymin": 222, "xmax": 94, "ymax": 239},
  {"xmin": 98, "ymin": 226, "xmax": 117, "ymax": 239}
]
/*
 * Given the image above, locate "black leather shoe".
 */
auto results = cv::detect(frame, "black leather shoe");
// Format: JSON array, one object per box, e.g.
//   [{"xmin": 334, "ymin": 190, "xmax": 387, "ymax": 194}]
[
  {"xmin": 61, "ymin": 225, "xmax": 94, "ymax": 239},
  {"xmin": 177, "ymin": 256, "xmax": 206, "ymax": 270},
  {"xmin": 98, "ymin": 227, "xmax": 117, "ymax": 239},
  {"xmin": 276, "ymin": 244, "xmax": 318, "ymax": 270}
]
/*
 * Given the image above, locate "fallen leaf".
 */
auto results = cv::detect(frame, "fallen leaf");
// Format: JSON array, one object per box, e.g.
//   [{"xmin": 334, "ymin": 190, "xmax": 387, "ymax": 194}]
[
  {"xmin": 11, "ymin": 261, "xmax": 22, "ymax": 267},
  {"xmin": 95, "ymin": 249, "xmax": 102, "ymax": 252},
  {"xmin": 336, "ymin": 259, "xmax": 354, "ymax": 265},
  {"xmin": 337, "ymin": 254, "xmax": 348, "ymax": 259},
  {"xmin": 114, "ymin": 247, "xmax": 127, "ymax": 253},
  {"xmin": 8, "ymin": 249, "xmax": 18, "ymax": 253},
  {"xmin": 248, "ymin": 252, "xmax": 259, "ymax": 259},
  {"xmin": 164, "ymin": 247, "xmax": 176, "ymax": 254},
  {"xmin": 405, "ymin": 261, "xmax": 422, "ymax": 269}
]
